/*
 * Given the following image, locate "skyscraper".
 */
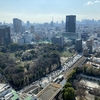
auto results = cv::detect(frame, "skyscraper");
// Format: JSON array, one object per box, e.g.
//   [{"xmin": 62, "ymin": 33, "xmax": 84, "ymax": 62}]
[
  {"xmin": 75, "ymin": 39, "xmax": 82, "ymax": 53},
  {"xmin": 65, "ymin": 15, "xmax": 76, "ymax": 32},
  {"xmin": 0, "ymin": 26, "xmax": 11, "ymax": 45},
  {"xmin": 13, "ymin": 18, "xmax": 22, "ymax": 33}
]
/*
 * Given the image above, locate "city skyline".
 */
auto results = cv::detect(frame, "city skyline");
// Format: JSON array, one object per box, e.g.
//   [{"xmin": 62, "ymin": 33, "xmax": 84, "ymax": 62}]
[{"xmin": 0, "ymin": 0, "xmax": 100, "ymax": 23}]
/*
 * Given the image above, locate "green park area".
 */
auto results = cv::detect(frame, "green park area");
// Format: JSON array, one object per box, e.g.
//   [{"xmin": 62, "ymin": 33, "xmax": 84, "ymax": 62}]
[
  {"xmin": 61, "ymin": 51, "xmax": 74, "ymax": 57},
  {"xmin": 0, "ymin": 43, "xmax": 61, "ymax": 90}
]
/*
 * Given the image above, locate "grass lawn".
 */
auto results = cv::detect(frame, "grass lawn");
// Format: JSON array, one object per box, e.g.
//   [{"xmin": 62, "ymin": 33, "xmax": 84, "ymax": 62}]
[{"xmin": 61, "ymin": 51, "xmax": 74, "ymax": 57}]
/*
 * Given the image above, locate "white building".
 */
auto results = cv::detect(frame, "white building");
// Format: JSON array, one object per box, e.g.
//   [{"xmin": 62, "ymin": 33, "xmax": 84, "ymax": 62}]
[
  {"xmin": 0, "ymin": 84, "xmax": 13, "ymax": 100},
  {"xmin": 23, "ymin": 33, "xmax": 34, "ymax": 43},
  {"xmin": 92, "ymin": 57, "xmax": 100, "ymax": 63}
]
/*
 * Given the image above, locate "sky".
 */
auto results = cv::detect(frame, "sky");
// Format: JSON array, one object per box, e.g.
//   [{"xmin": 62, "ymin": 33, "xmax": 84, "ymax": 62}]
[{"xmin": 0, "ymin": 0, "xmax": 100, "ymax": 23}]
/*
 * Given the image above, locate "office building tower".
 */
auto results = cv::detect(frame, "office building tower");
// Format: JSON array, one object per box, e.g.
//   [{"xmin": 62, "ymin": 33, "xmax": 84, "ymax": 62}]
[
  {"xmin": 86, "ymin": 39, "xmax": 93, "ymax": 54},
  {"xmin": 75, "ymin": 39, "xmax": 82, "ymax": 53},
  {"xmin": 51, "ymin": 36, "xmax": 64, "ymax": 47},
  {"xmin": 0, "ymin": 26, "xmax": 11, "ymax": 45},
  {"xmin": 65, "ymin": 15, "xmax": 76, "ymax": 32},
  {"xmin": 13, "ymin": 18, "xmax": 22, "ymax": 33},
  {"xmin": 83, "ymin": 48, "xmax": 89, "ymax": 56},
  {"xmin": 30, "ymin": 26, "xmax": 34, "ymax": 33}
]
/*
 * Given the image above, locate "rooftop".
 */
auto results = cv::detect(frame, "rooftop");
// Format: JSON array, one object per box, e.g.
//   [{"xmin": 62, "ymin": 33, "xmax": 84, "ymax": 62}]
[
  {"xmin": 37, "ymin": 83, "xmax": 61, "ymax": 100},
  {"xmin": 20, "ymin": 93, "xmax": 31, "ymax": 100},
  {"xmin": 22, "ymin": 85, "xmax": 38, "ymax": 93},
  {"xmin": 0, "ymin": 84, "xmax": 11, "ymax": 93},
  {"xmin": 11, "ymin": 90, "xmax": 19, "ymax": 100},
  {"xmin": 0, "ymin": 83, "xmax": 6, "ymax": 89}
]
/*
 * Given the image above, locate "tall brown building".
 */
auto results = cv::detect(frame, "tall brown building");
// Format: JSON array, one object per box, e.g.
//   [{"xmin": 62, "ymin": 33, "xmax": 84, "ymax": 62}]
[
  {"xmin": 0, "ymin": 26, "xmax": 11, "ymax": 45},
  {"xmin": 86, "ymin": 39, "xmax": 93, "ymax": 54},
  {"xmin": 13, "ymin": 18, "xmax": 22, "ymax": 33}
]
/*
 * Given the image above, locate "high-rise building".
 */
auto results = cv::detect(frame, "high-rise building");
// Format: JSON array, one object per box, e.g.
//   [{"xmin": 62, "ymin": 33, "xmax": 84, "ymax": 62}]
[
  {"xmin": 0, "ymin": 26, "xmax": 11, "ymax": 45},
  {"xmin": 13, "ymin": 18, "xmax": 22, "ymax": 33},
  {"xmin": 86, "ymin": 39, "xmax": 93, "ymax": 54},
  {"xmin": 75, "ymin": 39, "xmax": 82, "ymax": 53},
  {"xmin": 51, "ymin": 36, "xmax": 64, "ymax": 47},
  {"xmin": 30, "ymin": 26, "xmax": 34, "ymax": 33},
  {"xmin": 65, "ymin": 15, "xmax": 76, "ymax": 32},
  {"xmin": 83, "ymin": 48, "xmax": 89, "ymax": 56}
]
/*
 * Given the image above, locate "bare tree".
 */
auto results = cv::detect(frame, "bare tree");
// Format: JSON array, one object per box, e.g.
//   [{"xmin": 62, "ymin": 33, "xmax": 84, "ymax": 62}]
[
  {"xmin": 92, "ymin": 88, "xmax": 100, "ymax": 96},
  {"xmin": 75, "ymin": 81, "xmax": 87, "ymax": 100}
]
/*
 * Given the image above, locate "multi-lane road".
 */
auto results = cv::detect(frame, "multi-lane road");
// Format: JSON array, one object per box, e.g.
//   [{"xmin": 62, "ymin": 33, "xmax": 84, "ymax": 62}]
[
  {"xmin": 19, "ymin": 54, "xmax": 87, "ymax": 94},
  {"xmin": 64, "ymin": 56, "xmax": 87, "ymax": 79}
]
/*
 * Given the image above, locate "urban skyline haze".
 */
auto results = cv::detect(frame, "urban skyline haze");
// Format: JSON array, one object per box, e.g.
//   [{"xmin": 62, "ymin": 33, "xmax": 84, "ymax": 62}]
[{"xmin": 0, "ymin": 0, "xmax": 100, "ymax": 23}]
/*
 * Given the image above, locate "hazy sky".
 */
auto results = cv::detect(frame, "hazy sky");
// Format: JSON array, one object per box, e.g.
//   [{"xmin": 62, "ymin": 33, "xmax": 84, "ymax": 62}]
[{"xmin": 0, "ymin": 0, "xmax": 100, "ymax": 23}]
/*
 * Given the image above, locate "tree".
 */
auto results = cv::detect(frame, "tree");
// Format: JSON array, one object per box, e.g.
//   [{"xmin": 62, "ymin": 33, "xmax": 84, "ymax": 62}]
[
  {"xmin": 94, "ymin": 96, "xmax": 100, "ymax": 100},
  {"xmin": 86, "ymin": 66, "xmax": 93, "ymax": 76},
  {"xmin": 24, "ymin": 63, "xmax": 30, "ymax": 70},
  {"xmin": 67, "ymin": 69, "xmax": 76, "ymax": 83},
  {"xmin": 10, "ymin": 43, "xmax": 20, "ymax": 52},
  {"xmin": 22, "ymin": 52, "xmax": 32, "ymax": 61},
  {"xmin": 0, "ymin": 46, "xmax": 7, "ymax": 53},
  {"xmin": 75, "ymin": 81, "xmax": 86, "ymax": 100},
  {"xmin": 63, "ymin": 87, "xmax": 75, "ymax": 100},
  {"xmin": 92, "ymin": 88, "xmax": 100, "ymax": 96},
  {"xmin": 64, "ymin": 82, "xmax": 72, "ymax": 88},
  {"xmin": 15, "ymin": 51, "xmax": 23, "ymax": 57}
]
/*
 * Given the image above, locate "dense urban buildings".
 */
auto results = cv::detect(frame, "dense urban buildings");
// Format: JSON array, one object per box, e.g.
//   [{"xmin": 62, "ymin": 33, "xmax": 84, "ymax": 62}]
[
  {"xmin": 0, "ymin": 83, "xmax": 13, "ymax": 100},
  {"xmin": 81, "ymin": 33, "xmax": 89, "ymax": 41},
  {"xmin": 1, "ymin": 14, "xmax": 100, "ymax": 100},
  {"xmin": 1, "ymin": 0, "xmax": 100, "ymax": 100},
  {"xmin": 13, "ymin": 18, "xmax": 22, "ymax": 33},
  {"xmin": 65, "ymin": 15, "xmax": 76, "ymax": 32},
  {"xmin": 0, "ymin": 26, "xmax": 11, "ymax": 45}
]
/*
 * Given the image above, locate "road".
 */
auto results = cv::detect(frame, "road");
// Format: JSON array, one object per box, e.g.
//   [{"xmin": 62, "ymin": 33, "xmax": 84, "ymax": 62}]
[
  {"xmin": 64, "ymin": 56, "xmax": 87, "ymax": 79},
  {"xmin": 18, "ymin": 54, "xmax": 86, "ymax": 94}
]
